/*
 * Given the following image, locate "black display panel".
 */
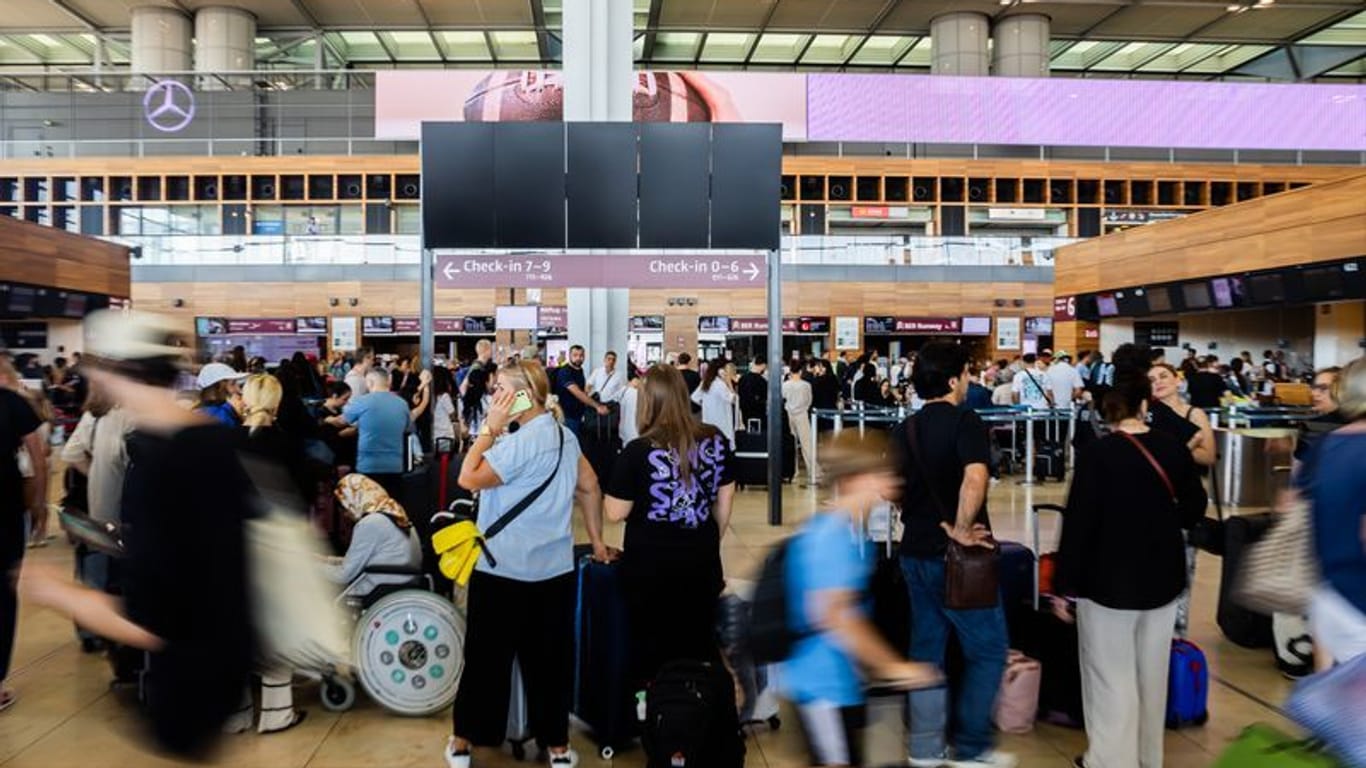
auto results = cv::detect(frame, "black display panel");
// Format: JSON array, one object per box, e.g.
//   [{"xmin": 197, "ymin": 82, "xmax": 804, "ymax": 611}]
[
  {"xmin": 1096, "ymin": 293, "xmax": 1119, "ymax": 317},
  {"xmin": 494, "ymin": 122, "xmax": 566, "ymax": 248},
  {"xmin": 6, "ymin": 285, "xmax": 35, "ymax": 314},
  {"xmin": 1181, "ymin": 282, "xmax": 1212, "ymax": 310},
  {"xmin": 1134, "ymin": 321, "xmax": 1180, "ymax": 348},
  {"xmin": 1116, "ymin": 289, "xmax": 1148, "ymax": 317},
  {"xmin": 864, "ymin": 316, "xmax": 897, "ymax": 333},
  {"xmin": 463, "ymin": 316, "xmax": 495, "ymax": 334},
  {"xmin": 1145, "ymin": 286, "xmax": 1174, "ymax": 314},
  {"xmin": 0, "ymin": 322, "xmax": 47, "ymax": 349},
  {"xmin": 1300, "ymin": 261, "xmax": 1363, "ymax": 301},
  {"xmin": 421, "ymin": 122, "xmax": 495, "ymax": 248},
  {"xmin": 1210, "ymin": 276, "xmax": 1245, "ymax": 309},
  {"xmin": 639, "ymin": 123, "xmax": 710, "ymax": 248},
  {"xmin": 1247, "ymin": 272, "xmax": 1286, "ymax": 305},
  {"xmin": 699, "ymin": 316, "xmax": 730, "ymax": 333},
  {"xmin": 567, "ymin": 123, "xmax": 637, "ymax": 248},
  {"xmin": 711, "ymin": 123, "xmax": 782, "ymax": 250}
]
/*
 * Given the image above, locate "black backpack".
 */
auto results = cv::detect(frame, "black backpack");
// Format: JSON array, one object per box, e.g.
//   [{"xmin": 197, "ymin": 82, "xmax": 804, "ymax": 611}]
[
  {"xmin": 746, "ymin": 537, "xmax": 802, "ymax": 666},
  {"xmin": 643, "ymin": 660, "xmax": 745, "ymax": 768}
]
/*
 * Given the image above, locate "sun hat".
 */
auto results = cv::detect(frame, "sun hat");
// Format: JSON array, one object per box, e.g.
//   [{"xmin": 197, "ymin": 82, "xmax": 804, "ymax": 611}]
[{"xmin": 196, "ymin": 362, "xmax": 248, "ymax": 389}]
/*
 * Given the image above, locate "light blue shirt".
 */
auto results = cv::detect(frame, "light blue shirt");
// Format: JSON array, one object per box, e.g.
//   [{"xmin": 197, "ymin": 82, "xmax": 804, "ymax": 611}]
[
  {"xmin": 477, "ymin": 413, "xmax": 581, "ymax": 582},
  {"xmin": 342, "ymin": 391, "xmax": 412, "ymax": 475},
  {"xmin": 781, "ymin": 509, "xmax": 870, "ymax": 708}
]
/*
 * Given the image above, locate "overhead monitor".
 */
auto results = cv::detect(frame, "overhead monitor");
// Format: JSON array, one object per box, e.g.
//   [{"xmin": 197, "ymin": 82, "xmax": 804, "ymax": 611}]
[
  {"xmin": 1145, "ymin": 286, "xmax": 1174, "ymax": 314},
  {"xmin": 698, "ymin": 316, "xmax": 730, "ymax": 334},
  {"xmin": 1181, "ymin": 282, "xmax": 1212, "ymax": 310},
  {"xmin": 1247, "ymin": 272, "xmax": 1286, "ymax": 305},
  {"xmin": 1096, "ymin": 293, "xmax": 1119, "ymax": 317},
  {"xmin": 1210, "ymin": 276, "xmax": 1245, "ymax": 308},
  {"xmin": 495, "ymin": 305, "xmax": 539, "ymax": 330},
  {"xmin": 1116, "ymin": 289, "xmax": 1148, "ymax": 316}
]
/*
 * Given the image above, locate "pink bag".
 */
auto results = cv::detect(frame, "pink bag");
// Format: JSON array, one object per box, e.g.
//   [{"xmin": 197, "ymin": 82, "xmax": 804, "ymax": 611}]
[{"xmin": 993, "ymin": 650, "xmax": 1042, "ymax": 734}]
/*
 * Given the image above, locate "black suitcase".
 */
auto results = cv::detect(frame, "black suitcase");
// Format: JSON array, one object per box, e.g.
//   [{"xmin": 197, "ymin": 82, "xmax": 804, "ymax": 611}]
[
  {"xmin": 581, "ymin": 405, "xmax": 622, "ymax": 488},
  {"xmin": 1009, "ymin": 606, "xmax": 1084, "ymax": 728},
  {"xmin": 1034, "ymin": 440, "xmax": 1066, "ymax": 482},
  {"xmin": 1218, "ymin": 512, "xmax": 1275, "ymax": 649},
  {"xmin": 393, "ymin": 464, "xmax": 451, "ymax": 593},
  {"xmin": 997, "ymin": 540, "xmax": 1037, "ymax": 612},
  {"xmin": 733, "ymin": 427, "xmax": 796, "ymax": 488},
  {"xmin": 573, "ymin": 554, "xmax": 638, "ymax": 760}
]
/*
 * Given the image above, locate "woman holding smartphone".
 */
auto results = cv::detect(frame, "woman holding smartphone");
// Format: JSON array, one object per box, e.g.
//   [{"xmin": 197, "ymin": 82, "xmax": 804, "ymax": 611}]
[
  {"xmin": 444, "ymin": 360, "xmax": 611, "ymax": 768},
  {"xmin": 692, "ymin": 358, "xmax": 739, "ymax": 448}
]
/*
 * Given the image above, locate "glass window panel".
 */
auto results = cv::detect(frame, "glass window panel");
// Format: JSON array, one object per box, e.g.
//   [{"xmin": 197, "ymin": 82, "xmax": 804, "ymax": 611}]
[
  {"xmin": 700, "ymin": 33, "xmax": 754, "ymax": 62},
  {"xmin": 652, "ymin": 32, "xmax": 701, "ymax": 61},
  {"xmin": 439, "ymin": 31, "xmax": 490, "ymax": 60},
  {"xmin": 897, "ymin": 38, "xmax": 932, "ymax": 68},
  {"xmin": 396, "ymin": 206, "xmax": 421, "ymax": 235},
  {"xmin": 801, "ymin": 34, "xmax": 859, "ymax": 64},
  {"xmin": 338, "ymin": 205, "xmax": 364, "ymax": 235},
  {"xmin": 851, "ymin": 35, "xmax": 916, "ymax": 65},
  {"xmin": 489, "ymin": 30, "xmax": 540, "ymax": 60},
  {"xmin": 747, "ymin": 33, "xmax": 808, "ymax": 63}
]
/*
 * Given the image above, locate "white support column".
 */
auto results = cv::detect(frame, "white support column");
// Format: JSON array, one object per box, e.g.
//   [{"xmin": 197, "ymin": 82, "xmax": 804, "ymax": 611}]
[
  {"xmin": 993, "ymin": 13, "xmax": 1051, "ymax": 77},
  {"xmin": 564, "ymin": 0, "xmax": 634, "ymax": 362},
  {"xmin": 194, "ymin": 6, "xmax": 256, "ymax": 90},
  {"xmin": 1313, "ymin": 301, "xmax": 1366, "ymax": 368},
  {"xmin": 130, "ymin": 6, "xmax": 192, "ymax": 88},
  {"xmin": 930, "ymin": 12, "xmax": 990, "ymax": 77}
]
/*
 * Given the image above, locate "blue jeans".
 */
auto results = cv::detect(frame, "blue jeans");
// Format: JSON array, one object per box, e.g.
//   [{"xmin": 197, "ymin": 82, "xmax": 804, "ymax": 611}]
[{"xmin": 902, "ymin": 556, "xmax": 1008, "ymax": 762}]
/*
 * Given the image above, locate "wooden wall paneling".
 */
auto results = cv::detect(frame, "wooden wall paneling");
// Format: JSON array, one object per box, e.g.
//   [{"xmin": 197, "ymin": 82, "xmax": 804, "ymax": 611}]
[
  {"xmin": 1054, "ymin": 172, "xmax": 1366, "ymax": 296},
  {"xmin": 0, "ymin": 213, "xmax": 130, "ymax": 295}
]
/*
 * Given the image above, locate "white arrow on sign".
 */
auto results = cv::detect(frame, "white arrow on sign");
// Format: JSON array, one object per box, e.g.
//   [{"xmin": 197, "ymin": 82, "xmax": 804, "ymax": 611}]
[
  {"xmin": 442, "ymin": 261, "xmax": 458, "ymax": 281},
  {"xmin": 744, "ymin": 263, "xmax": 761, "ymax": 281}
]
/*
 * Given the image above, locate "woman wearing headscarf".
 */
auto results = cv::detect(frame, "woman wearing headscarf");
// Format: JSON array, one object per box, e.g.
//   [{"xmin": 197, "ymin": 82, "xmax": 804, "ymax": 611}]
[{"xmin": 327, "ymin": 474, "xmax": 423, "ymax": 598}]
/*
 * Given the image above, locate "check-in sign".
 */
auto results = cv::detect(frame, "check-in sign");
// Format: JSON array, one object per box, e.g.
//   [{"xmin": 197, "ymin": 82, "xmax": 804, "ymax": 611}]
[{"xmin": 435, "ymin": 253, "xmax": 766, "ymax": 289}]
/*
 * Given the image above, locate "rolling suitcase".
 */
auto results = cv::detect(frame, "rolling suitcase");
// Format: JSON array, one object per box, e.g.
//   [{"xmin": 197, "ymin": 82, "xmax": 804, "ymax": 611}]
[
  {"xmin": 1009, "ymin": 504, "xmax": 1083, "ymax": 728},
  {"xmin": 573, "ymin": 553, "xmax": 637, "ymax": 760},
  {"xmin": 1166, "ymin": 639, "xmax": 1210, "ymax": 729},
  {"xmin": 1219, "ymin": 513, "xmax": 1275, "ymax": 649},
  {"xmin": 506, "ymin": 660, "xmax": 534, "ymax": 760},
  {"xmin": 734, "ymin": 422, "xmax": 796, "ymax": 488},
  {"xmin": 1033, "ymin": 440, "xmax": 1066, "ymax": 482},
  {"xmin": 581, "ymin": 405, "xmax": 622, "ymax": 488},
  {"xmin": 997, "ymin": 541, "xmax": 1036, "ymax": 612}
]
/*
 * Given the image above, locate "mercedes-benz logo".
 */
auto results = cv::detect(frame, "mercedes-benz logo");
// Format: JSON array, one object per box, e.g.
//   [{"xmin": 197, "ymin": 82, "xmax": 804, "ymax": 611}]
[{"xmin": 143, "ymin": 80, "xmax": 196, "ymax": 133}]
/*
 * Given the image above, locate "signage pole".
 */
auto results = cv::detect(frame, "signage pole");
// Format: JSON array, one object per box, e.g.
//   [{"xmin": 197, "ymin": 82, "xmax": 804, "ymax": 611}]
[
  {"xmin": 420, "ymin": 247, "xmax": 435, "ymax": 367},
  {"xmin": 766, "ymin": 249, "xmax": 783, "ymax": 526}
]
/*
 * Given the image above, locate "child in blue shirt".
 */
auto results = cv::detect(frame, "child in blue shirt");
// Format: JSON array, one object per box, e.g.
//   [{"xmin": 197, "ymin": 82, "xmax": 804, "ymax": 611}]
[{"xmin": 782, "ymin": 430, "xmax": 942, "ymax": 767}]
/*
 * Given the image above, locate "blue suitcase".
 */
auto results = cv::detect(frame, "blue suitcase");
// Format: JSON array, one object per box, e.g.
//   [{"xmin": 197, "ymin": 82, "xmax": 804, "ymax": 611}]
[
  {"xmin": 997, "ymin": 541, "xmax": 1036, "ymax": 611},
  {"xmin": 573, "ymin": 553, "xmax": 638, "ymax": 760},
  {"xmin": 1166, "ymin": 639, "xmax": 1210, "ymax": 729}
]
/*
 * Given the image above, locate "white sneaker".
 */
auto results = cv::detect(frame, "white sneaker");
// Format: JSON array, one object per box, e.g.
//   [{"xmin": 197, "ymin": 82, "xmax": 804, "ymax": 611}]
[
  {"xmin": 909, "ymin": 757, "xmax": 950, "ymax": 768},
  {"xmin": 948, "ymin": 750, "xmax": 1019, "ymax": 768},
  {"xmin": 547, "ymin": 748, "xmax": 579, "ymax": 767},
  {"xmin": 445, "ymin": 738, "xmax": 471, "ymax": 768}
]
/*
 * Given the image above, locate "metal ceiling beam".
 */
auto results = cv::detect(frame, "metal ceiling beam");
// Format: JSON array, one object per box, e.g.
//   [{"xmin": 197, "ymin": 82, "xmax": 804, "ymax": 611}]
[
  {"xmin": 287, "ymin": 0, "xmax": 349, "ymax": 65},
  {"xmin": 741, "ymin": 0, "xmax": 783, "ymax": 66},
  {"xmin": 792, "ymin": 32, "xmax": 818, "ymax": 67},
  {"xmin": 528, "ymin": 0, "xmax": 550, "ymax": 62},
  {"xmin": 1077, "ymin": 2, "xmax": 1137, "ymax": 38},
  {"xmin": 691, "ymin": 31, "xmax": 708, "ymax": 66},
  {"xmin": 484, "ymin": 30, "xmax": 498, "ymax": 64},
  {"xmin": 374, "ymin": 31, "xmax": 398, "ymax": 63},
  {"xmin": 407, "ymin": 0, "xmax": 447, "ymax": 62},
  {"xmin": 1285, "ymin": 5, "xmax": 1366, "ymax": 45},
  {"xmin": 642, "ymin": 0, "xmax": 664, "ymax": 61}
]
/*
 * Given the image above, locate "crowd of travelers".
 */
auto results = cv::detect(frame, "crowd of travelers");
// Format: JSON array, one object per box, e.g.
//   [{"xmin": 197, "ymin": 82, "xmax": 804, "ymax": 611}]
[{"xmin": 0, "ymin": 311, "xmax": 1361, "ymax": 768}]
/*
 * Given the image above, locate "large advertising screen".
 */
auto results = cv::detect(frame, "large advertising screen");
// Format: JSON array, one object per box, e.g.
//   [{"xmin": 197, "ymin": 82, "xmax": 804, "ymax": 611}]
[
  {"xmin": 377, "ymin": 70, "xmax": 808, "ymax": 141},
  {"xmin": 382, "ymin": 71, "xmax": 1365, "ymax": 151}
]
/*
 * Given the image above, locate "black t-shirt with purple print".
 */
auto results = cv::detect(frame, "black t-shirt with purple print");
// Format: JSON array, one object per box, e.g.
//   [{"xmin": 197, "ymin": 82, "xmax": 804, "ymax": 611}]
[{"xmin": 607, "ymin": 429, "xmax": 735, "ymax": 590}]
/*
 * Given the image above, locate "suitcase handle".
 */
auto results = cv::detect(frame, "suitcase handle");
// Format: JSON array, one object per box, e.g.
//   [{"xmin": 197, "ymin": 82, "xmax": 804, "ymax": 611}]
[{"xmin": 1031, "ymin": 504, "xmax": 1066, "ymax": 610}]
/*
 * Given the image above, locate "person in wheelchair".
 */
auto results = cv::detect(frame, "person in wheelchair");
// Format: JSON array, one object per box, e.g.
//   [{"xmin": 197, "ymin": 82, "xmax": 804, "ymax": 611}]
[{"xmin": 328, "ymin": 474, "xmax": 423, "ymax": 601}]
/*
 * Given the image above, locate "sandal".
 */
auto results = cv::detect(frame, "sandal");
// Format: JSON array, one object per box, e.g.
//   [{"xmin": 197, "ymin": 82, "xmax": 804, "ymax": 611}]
[{"xmin": 0, "ymin": 689, "xmax": 16, "ymax": 713}]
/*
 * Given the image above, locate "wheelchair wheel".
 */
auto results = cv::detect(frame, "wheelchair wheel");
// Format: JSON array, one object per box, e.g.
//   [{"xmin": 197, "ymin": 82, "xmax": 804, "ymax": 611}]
[
  {"xmin": 320, "ymin": 676, "xmax": 356, "ymax": 712},
  {"xmin": 353, "ymin": 590, "xmax": 465, "ymax": 716}
]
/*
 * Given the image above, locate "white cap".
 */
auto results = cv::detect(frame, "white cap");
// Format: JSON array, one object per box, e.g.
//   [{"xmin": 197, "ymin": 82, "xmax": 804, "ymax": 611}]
[
  {"xmin": 197, "ymin": 362, "xmax": 247, "ymax": 389},
  {"xmin": 83, "ymin": 309, "xmax": 186, "ymax": 362}
]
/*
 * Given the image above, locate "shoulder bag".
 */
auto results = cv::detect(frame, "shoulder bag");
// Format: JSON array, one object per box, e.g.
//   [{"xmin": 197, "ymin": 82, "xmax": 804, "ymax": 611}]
[
  {"xmin": 431, "ymin": 425, "xmax": 565, "ymax": 586},
  {"xmin": 906, "ymin": 413, "xmax": 999, "ymax": 610},
  {"xmin": 1233, "ymin": 494, "xmax": 1317, "ymax": 615}
]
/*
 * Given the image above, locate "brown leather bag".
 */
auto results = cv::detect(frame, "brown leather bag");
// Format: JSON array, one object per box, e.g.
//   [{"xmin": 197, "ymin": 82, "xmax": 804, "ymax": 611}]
[{"xmin": 906, "ymin": 414, "xmax": 999, "ymax": 610}]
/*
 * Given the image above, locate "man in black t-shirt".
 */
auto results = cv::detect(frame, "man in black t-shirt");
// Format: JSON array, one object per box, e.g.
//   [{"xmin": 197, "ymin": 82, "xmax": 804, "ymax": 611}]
[
  {"xmin": 737, "ymin": 359, "xmax": 768, "ymax": 428},
  {"xmin": 676, "ymin": 353, "xmax": 702, "ymax": 415},
  {"xmin": 890, "ymin": 341, "xmax": 1011, "ymax": 768},
  {"xmin": 554, "ymin": 344, "xmax": 608, "ymax": 437},
  {"xmin": 1186, "ymin": 356, "xmax": 1229, "ymax": 410},
  {"xmin": 1, "ymin": 387, "xmax": 46, "ymax": 703}
]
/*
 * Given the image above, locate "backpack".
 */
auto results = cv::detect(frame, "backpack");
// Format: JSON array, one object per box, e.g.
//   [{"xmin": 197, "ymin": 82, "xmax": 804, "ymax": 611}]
[
  {"xmin": 746, "ymin": 538, "xmax": 801, "ymax": 666},
  {"xmin": 643, "ymin": 660, "xmax": 745, "ymax": 768}
]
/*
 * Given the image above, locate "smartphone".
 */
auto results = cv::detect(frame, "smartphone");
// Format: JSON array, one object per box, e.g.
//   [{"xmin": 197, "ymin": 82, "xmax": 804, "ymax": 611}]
[{"xmin": 509, "ymin": 389, "xmax": 534, "ymax": 416}]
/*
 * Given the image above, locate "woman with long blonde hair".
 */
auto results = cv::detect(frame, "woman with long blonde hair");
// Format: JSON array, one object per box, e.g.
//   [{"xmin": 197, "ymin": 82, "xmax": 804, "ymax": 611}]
[
  {"xmin": 606, "ymin": 364, "xmax": 736, "ymax": 691},
  {"xmin": 445, "ymin": 359, "xmax": 610, "ymax": 768}
]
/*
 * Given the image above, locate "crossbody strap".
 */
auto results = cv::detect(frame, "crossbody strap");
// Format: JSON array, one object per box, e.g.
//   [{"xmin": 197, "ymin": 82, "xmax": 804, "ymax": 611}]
[
  {"xmin": 905, "ymin": 413, "xmax": 954, "ymax": 523},
  {"xmin": 1024, "ymin": 369, "xmax": 1055, "ymax": 406},
  {"xmin": 1117, "ymin": 431, "xmax": 1176, "ymax": 502},
  {"xmin": 483, "ymin": 424, "xmax": 565, "ymax": 541}
]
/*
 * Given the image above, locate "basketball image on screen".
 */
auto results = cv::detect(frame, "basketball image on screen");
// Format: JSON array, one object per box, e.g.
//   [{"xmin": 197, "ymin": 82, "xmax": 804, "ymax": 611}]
[{"xmin": 463, "ymin": 71, "xmax": 736, "ymax": 123}]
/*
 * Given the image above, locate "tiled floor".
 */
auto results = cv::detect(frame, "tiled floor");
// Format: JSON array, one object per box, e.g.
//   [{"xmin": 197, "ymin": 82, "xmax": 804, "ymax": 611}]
[{"xmin": 2, "ymin": 477, "xmax": 1298, "ymax": 767}]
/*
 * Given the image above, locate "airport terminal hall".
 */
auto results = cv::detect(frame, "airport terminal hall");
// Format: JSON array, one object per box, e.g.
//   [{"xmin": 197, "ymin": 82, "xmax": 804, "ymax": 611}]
[{"xmin": 4, "ymin": 0, "xmax": 1366, "ymax": 767}]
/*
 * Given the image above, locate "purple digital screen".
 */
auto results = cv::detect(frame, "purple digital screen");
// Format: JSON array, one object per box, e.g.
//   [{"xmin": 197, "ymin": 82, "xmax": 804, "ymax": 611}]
[{"xmin": 807, "ymin": 74, "xmax": 1366, "ymax": 151}]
